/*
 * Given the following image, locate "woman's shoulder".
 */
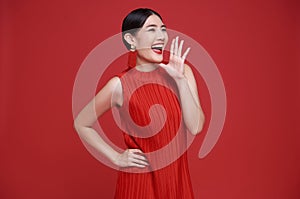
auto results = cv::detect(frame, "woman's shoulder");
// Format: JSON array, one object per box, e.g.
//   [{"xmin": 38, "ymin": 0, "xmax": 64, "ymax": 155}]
[
  {"xmin": 102, "ymin": 75, "xmax": 123, "ymax": 93},
  {"xmin": 101, "ymin": 76, "xmax": 123, "ymax": 107},
  {"xmin": 108, "ymin": 76, "xmax": 121, "ymax": 84},
  {"xmin": 106, "ymin": 67, "xmax": 130, "ymax": 87}
]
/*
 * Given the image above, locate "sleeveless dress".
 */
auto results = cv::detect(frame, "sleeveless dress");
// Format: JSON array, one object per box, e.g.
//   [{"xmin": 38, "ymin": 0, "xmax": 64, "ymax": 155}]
[{"xmin": 114, "ymin": 66, "xmax": 194, "ymax": 199}]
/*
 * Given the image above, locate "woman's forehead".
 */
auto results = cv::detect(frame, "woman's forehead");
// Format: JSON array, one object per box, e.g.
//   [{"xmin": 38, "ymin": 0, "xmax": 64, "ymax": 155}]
[{"xmin": 143, "ymin": 15, "xmax": 164, "ymax": 28}]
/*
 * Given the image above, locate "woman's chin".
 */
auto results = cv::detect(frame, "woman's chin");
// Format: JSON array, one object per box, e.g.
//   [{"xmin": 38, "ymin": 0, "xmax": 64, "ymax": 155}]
[
  {"xmin": 137, "ymin": 52, "xmax": 163, "ymax": 64},
  {"xmin": 151, "ymin": 55, "xmax": 163, "ymax": 63},
  {"xmin": 141, "ymin": 57, "xmax": 163, "ymax": 64}
]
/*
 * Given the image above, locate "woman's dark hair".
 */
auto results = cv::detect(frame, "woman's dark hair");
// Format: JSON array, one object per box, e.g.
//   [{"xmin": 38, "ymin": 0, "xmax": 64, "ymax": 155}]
[{"xmin": 122, "ymin": 8, "xmax": 163, "ymax": 50}]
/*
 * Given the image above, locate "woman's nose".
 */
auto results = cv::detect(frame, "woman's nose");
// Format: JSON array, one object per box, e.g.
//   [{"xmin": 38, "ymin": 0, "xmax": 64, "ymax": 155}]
[{"xmin": 156, "ymin": 29, "xmax": 166, "ymax": 41}]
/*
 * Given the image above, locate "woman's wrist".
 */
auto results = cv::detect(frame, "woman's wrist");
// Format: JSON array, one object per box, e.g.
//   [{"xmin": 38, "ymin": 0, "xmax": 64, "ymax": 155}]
[
  {"xmin": 110, "ymin": 151, "xmax": 122, "ymax": 166},
  {"xmin": 174, "ymin": 76, "xmax": 188, "ymax": 87}
]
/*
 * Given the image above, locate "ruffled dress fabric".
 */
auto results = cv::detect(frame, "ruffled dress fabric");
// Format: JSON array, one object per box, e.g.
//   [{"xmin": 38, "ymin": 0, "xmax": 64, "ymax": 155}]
[{"xmin": 114, "ymin": 66, "xmax": 194, "ymax": 199}]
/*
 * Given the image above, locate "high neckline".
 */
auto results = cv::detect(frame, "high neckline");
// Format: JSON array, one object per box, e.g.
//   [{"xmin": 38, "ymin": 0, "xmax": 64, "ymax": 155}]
[
  {"xmin": 133, "ymin": 65, "xmax": 161, "ymax": 73},
  {"xmin": 129, "ymin": 65, "xmax": 166, "ymax": 82}
]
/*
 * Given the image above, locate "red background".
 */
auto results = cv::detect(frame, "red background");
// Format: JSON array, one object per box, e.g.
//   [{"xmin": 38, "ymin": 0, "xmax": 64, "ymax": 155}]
[{"xmin": 1, "ymin": 0, "xmax": 299, "ymax": 198}]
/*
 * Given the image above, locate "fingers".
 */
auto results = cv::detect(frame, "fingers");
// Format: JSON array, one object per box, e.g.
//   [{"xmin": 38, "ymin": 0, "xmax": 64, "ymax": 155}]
[
  {"xmin": 130, "ymin": 157, "xmax": 148, "ymax": 167},
  {"xmin": 178, "ymin": 39, "xmax": 184, "ymax": 57},
  {"xmin": 130, "ymin": 148, "xmax": 143, "ymax": 154},
  {"xmin": 128, "ymin": 149, "xmax": 149, "ymax": 168},
  {"xmin": 129, "ymin": 162, "xmax": 147, "ymax": 168},
  {"xmin": 182, "ymin": 47, "xmax": 191, "ymax": 60},
  {"xmin": 174, "ymin": 36, "xmax": 178, "ymax": 55},
  {"xmin": 170, "ymin": 38, "xmax": 175, "ymax": 57},
  {"xmin": 170, "ymin": 36, "xmax": 190, "ymax": 59},
  {"xmin": 131, "ymin": 150, "xmax": 148, "ymax": 162}
]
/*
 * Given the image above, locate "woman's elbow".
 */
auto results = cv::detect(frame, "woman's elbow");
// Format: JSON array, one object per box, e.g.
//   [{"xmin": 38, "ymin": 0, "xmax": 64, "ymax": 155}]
[
  {"xmin": 190, "ymin": 113, "xmax": 205, "ymax": 135},
  {"xmin": 190, "ymin": 125, "xmax": 203, "ymax": 135},
  {"xmin": 73, "ymin": 119, "xmax": 85, "ymax": 135},
  {"xmin": 73, "ymin": 120, "xmax": 80, "ymax": 133}
]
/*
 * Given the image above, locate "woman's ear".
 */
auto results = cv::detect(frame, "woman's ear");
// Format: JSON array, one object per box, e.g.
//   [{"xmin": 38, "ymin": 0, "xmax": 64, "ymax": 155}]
[{"xmin": 124, "ymin": 33, "xmax": 136, "ymax": 46}]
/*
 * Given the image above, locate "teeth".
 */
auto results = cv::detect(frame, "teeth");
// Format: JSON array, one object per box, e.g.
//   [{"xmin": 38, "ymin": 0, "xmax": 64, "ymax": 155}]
[
  {"xmin": 151, "ymin": 44, "xmax": 163, "ymax": 49},
  {"xmin": 152, "ymin": 47, "xmax": 162, "ymax": 50}
]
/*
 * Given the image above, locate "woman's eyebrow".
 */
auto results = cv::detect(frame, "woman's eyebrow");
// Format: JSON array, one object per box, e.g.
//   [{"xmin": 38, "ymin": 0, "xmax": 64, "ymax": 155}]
[{"xmin": 146, "ymin": 24, "xmax": 167, "ymax": 28}]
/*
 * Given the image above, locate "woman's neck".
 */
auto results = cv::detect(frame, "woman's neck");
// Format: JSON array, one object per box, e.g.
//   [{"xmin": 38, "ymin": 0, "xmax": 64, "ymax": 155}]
[{"xmin": 135, "ymin": 58, "xmax": 159, "ymax": 72}]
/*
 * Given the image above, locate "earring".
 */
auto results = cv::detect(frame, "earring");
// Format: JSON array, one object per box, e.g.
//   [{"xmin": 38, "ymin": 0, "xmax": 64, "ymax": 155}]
[
  {"xmin": 130, "ymin": 44, "xmax": 136, "ymax": 51},
  {"xmin": 128, "ymin": 45, "xmax": 137, "ymax": 68}
]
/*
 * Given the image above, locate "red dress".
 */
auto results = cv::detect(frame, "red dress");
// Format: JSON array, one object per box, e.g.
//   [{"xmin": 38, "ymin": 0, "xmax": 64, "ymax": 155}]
[{"xmin": 115, "ymin": 66, "xmax": 194, "ymax": 199}]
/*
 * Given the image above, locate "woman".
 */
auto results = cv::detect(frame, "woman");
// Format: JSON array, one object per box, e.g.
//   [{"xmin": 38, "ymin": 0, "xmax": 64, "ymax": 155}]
[{"xmin": 74, "ymin": 8, "xmax": 205, "ymax": 198}]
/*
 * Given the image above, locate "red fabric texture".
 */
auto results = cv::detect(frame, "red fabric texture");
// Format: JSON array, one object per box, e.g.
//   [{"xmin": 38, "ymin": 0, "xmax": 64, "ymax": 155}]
[{"xmin": 114, "ymin": 66, "xmax": 194, "ymax": 199}]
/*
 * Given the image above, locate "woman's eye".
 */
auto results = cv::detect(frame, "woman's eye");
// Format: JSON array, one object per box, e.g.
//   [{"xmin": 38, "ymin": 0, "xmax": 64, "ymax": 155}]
[
  {"xmin": 161, "ymin": 28, "xmax": 167, "ymax": 32},
  {"xmin": 148, "ymin": 28, "xmax": 155, "ymax": 32}
]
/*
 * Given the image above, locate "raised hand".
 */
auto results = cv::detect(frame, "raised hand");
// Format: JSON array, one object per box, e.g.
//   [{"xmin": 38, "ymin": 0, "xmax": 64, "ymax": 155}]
[
  {"xmin": 114, "ymin": 149, "xmax": 149, "ymax": 168},
  {"xmin": 159, "ymin": 36, "xmax": 191, "ymax": 80}
]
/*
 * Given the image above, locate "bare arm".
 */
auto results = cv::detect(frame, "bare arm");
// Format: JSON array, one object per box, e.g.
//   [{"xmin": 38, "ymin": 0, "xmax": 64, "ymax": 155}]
[
  {"xmin": 175, "ymin": 64, "xmax": 205, "ymax": 135},
  {"xmin": 159, "ymin": 36, "xmax": 205, "ymax": 135},
  {"xmin": 73, "ymin": 76, "xmax": 148, "ymax": 168}
]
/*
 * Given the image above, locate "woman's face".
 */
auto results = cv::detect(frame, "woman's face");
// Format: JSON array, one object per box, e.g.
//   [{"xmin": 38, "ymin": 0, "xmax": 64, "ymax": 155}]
[{"xmin": 134, "ymin": 15, "xmax": 168, "ymax": 65}]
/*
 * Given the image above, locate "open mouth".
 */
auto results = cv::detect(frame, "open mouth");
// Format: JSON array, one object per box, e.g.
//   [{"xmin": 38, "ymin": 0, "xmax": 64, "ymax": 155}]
[{"xmin": 151, "ymin": 44, "xmax": 163, "ymax": 54}]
